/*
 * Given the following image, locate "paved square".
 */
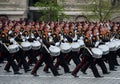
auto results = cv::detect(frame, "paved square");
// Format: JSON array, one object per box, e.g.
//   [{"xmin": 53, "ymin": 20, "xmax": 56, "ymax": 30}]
[{"xmin": 0, "ymin": 58, "xmax": 120, "ymax": 84}]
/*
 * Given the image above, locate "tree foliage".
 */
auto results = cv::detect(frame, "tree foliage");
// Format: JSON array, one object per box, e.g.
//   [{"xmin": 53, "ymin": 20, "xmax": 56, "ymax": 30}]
[
  {"xmin": 34, "ymin": 0, "xmax": 68, "ymax": 21},
  {"xmin": 83, "ymin": 0, "xmax": 120, "ymax": 22}
]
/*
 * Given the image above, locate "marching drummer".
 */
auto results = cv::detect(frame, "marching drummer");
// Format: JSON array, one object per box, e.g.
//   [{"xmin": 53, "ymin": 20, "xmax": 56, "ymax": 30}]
[
  {"xmin": 66, "ymin": 23, "xmax": 81, "ymax": 66},
  {"xmin": 11, "ymin": 24, "xmax": 32, "ymax": 73},
  {"xmin": 31, "ymin": 25, "xmax": 61, "ymax": 76},
  {"xmin": 91, "ymin": 26, "xmax": 110, "ymax": 75},
  {"xmin": 49, "ymin": 24, "xmax": 71, "ymax": 73},
  {"xmin": 0, "ymin": 26, "xmax": 22, "ymax": 74},
  {"xmin": 99, "ymin": 25, "xmax": 117, "ymax": 71},
  {"xmin": 72, "ymin": 29, "xmax": 103, "ymax": 78}
]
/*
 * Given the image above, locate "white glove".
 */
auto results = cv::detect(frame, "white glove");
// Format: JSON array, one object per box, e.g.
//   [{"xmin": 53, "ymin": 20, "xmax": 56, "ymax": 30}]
[
  {"xmin": 26, "ymin": 36, "xmax": 29, "ymax": 39},
  {"xmin": 33, "ymin": 40, "xmax": 37, "ymax": 42},
  {"xmin": 13, "ymin": 41, "xmax": 17, "ymax": 45},
  {"xmin": 80, "ymin": 36, "xmax": 83, "ymax": 40},
  {"xmin": 31, "ymin": 33, "xmax": 34, "ymax": 38},
  {"xmin": 8, "ymin": 31, "xmax": 12, "ymax": 34},
  {"xmin": 50, "ymin": 45, "xmax": 54, "ymax": 48},
  {"xmin": 95, "ymin": 41, "xmax": 99, "ymax": 47},
  {"xmin": 22, "ymin": 39, "xmax": 25, "ymax": 42},
  {"xmin": 97, "ymin": 33, "xmax": 99, "ymax": 35},
  {"xmin": 37, "ymin": 37, "xmax": 40, "ymax": 40},
  {"xmin": 48, "ymin": 33, "xmax": 51, "ymax": 36},
  {"xmin": 64, "ymin": 38, "xmax": 67, "ymax": 42},
  {"xmin": 20, "ymin": 32, "xmax": 22, "ymax": 35},
  {"xmin": 49, "ymin": 37, "xmax": 53, "ymax": 42},
  {"xmin": 10, "ymin": 38, "xmax": 15, "ymax": 43},
  {"xmin": 55, "ymin": 42, "xmax": 60, "ymax": 46},
  {"xmin": 40, "ymin": 39, "xmax": 42, "ymax": 42},
  {"xmin": 60, "ymin": 35, "xmax": 63, "ymax": 40}
]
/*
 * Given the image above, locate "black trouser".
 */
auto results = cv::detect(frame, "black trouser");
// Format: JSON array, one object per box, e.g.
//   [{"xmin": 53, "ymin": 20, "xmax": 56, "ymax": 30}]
[
  {"xmin": 3, "ymin": 52, "xmax": 19, "ymax": 73},
  {"xmin": 107, "ymin": 51, "xmax": 116, "ymax": 70},
  {"xmin": 31, "ymin": 53, "xmax": 59, "ymax": 76},
  {"xmin": 15, "ymin": 50, "xmax": 30, "ymax": 72},
  {"xmin": 72, "ymin": 48, "xmax": 101, "ymax": 77},
  {"xmin": 58, "ymin": 53, "xmax": 70, "ymax": 73},
  {"xmin": 96, "ymin": 58, "xmax": 108, "ymax": 74},
  {"xmin": 43, "ymin": 53, "xmax": 59, "ymax": 75},
  {"xmin": 69, "ymin": 51, "xmax": 81, "ymax": 66},
  {"xmin": 83, "ymin": 48, "xmax": 101, "ymax": 77},
  {"xmin": 24, "ymin": 49, "xmax": 38, "ymax": 65}
]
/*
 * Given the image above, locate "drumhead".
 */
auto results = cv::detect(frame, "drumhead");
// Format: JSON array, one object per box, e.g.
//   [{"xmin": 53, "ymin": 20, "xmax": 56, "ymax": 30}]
[
  {"xmin": 106, "ymin": 42, "xmax": 116, "ymax": 51},
  {"xmin": 71, "ymin": 42, "xmax": 80, "ymax": 51},
  {"xmin": 98, "ymin": 45, "xmax": 109, "ymax": 52},
  {"xmin": 49, "ymin": 45, "xmax": 60, "ymax": 56},
  {"xmin": 21, "ymin": 41, "xmax": 32, "ymax": 51},
  {"xmin": 78, "ymin": 39, "xmax": 85, "ymax": 47},
  {"xmin": 60, "ymin": 43, "xmax": 71, "ymax": 53},
  {"xmin": 60, "ymin": 43, "xmax": 71, "ymax": 50},
  {"xmin": 8, "ymin": 44, "xmax": 19, "ymax": 53},
  {"xmin": 91, "ymin": 48, "xmax": 103, "ymax": 58},
  {"xmin": 31, "ymin": 41, "xmax": 41, "ymax": 50},
  {"xmin": 71, "ymin": 42, "xmax": 80, "ymax": 49},
  {"xmin": 49, "ymin": 46, "xmax": 60, "ymax": 53},
  {"xmin": 112, "ymin": 40, "xmax": 120, "ymax": 50},
  {"xmin": 8, "ymin": 44, "xmax": 18, "ymax": 49},
  {"xmin": 98, "ymin": 45, "xmax": 109, "ymax": 55},
  {"xmin": 21, "ymin": 42, "xmax": 31, "ymax": 47}
]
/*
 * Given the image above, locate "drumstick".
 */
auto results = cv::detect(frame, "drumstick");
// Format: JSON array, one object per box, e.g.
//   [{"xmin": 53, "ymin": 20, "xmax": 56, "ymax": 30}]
[
  {"xmin": 13, "ymin": 30, "xmax": 25, "ymax": 39},
  {"xmin": 38, "ymin": 39, "xmax": 50, "ymax": 53},
  {"xmin": 83, "ymin": 46, "xmax": 93, "ymax": 56},
  {"xmin": 36, "ymin": 31, "xmax": 50, "ymax": 53},
  {"xmin": 13, "ymin": 40, "xmax": 22, "ymax": 49}
]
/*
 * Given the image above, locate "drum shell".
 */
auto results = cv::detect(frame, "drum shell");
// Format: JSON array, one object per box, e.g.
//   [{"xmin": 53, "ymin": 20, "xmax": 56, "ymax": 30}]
[
  {"xmin": 71, "ymin": 42, "xmax": 80, "ymax": 52},
  {"xmin": 60, "ymin": 43, "xmax": 71, "ymax": 53},
  {"xmin": 78, "ymin": 39, "xmax": 85, "ymax": 48},
  {"xmin": 98, "ymin": 45, "xmax": 109, "ymax": 55},
  {"xmin": 91, "ymin": 48, "xmax": 103, "ymax": 59},
  {"xmin": 106, "ymin": 42, "xmax": 116, "ymax": 51},
  {"xmin": 31, "ymin": 41, "xmax": 41, "ymax": 50},
  {"xmin": 21, "ymin": 42, "xmax": 32, "ymax": 51},
  {"xmin": 112, "ymin": 40, "xmax": 120, "ymax": 51},
  {"xmin": 49, "ymin": 46, "xmax": 60, "ymax": 56},
  {"xmin": 8, "ymin": 44, "xmax": 19, "ymax": 53}
]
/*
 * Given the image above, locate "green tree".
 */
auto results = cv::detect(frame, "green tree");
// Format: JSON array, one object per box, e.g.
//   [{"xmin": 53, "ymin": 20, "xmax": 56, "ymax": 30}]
[
  {"xmin": 34, "ymin": 0, "xmax": 68, "ymax": 21},
  {"xmin": 83, "ymin": 0, "xmax": 120, "ymax": 22}
]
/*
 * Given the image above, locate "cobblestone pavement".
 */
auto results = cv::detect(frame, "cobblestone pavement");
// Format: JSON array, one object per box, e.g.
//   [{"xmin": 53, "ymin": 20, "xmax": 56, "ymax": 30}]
[{"xmin": 0, "ymin": 58, "xmax": 120, "ymax": 84}]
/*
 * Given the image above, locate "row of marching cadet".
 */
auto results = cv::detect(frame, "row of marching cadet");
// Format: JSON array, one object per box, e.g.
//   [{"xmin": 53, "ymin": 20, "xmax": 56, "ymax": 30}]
[{"xmin": 0, "ymin": 20, "xmax": 120, "ymax": 78}]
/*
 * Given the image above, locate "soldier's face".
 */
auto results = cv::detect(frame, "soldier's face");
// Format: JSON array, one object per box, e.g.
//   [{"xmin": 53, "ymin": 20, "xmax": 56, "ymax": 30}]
[{"xmin": 0, "ymin": 23, "xmax": 2, "ymax": 28}]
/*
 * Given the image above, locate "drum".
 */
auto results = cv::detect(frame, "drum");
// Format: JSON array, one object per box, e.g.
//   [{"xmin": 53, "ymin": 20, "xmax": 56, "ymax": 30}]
[
  {"xmin": 98, "ymin": 45, "xmax": 109, "ymax": 55},
  {"xmin": 31, "ymin": 41, "xmax": 41, "ymax": 50},
  {"xmin": 8, "ymin": 44, "xmax": 19, "ymax": 53},
  {"xmin": 60, "ymin": 43, "xmax": 71, "ymax": 53},
  {"xmin": 112, "ymin": 40, "xmax": 120, "ymax": 51},
  {"xmin": 49, "ymin": 45, "xmax": 60, "ymax": 56},
  {"xmin": 106, "ymin": 42, "xmax": 116, "ymax": 51},
  {"xmin": 71, "ymin": 42, "xmax": 80, "ymax": 52},
  {"xmin": 91, "ymin": 48, "xmax": 103, "ymax": 59},
  {"xmin": 21, "ymin": 41, "xmax": 32, "ymax": 51},
  {"xmin": 78, "ymin": 39, "xmax": 85, "ymax": 48}
]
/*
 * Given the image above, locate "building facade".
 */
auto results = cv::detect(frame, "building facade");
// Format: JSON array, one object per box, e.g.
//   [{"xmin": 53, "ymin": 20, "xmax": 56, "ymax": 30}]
[
  {"xmin": 0, "ymin": 0, "xmax": 28, "ymax": 20},
  {"xmin": 0, "ymin": 0, "xmax": 120, "ymax": 22}
]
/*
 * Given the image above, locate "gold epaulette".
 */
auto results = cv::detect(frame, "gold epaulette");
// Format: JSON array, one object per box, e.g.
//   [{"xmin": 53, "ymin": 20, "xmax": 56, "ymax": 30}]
[
  {"xmin": 92, "ymin": 36, "xmax": 96, "ymax": 40},
  {"xmin": 53, "ymin": 34, "xmax": 56, "ymax": 38},
  {"xmin": 6, "ymin": 43, "xmax": 10, "ymax": 46},
  {"xmin": 85, "ymin": 38, "xmax": 88, "ymax": 42},
  {"xmin": 43, "ymin": 34, "xmax": 46, "ymax": 38}
]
